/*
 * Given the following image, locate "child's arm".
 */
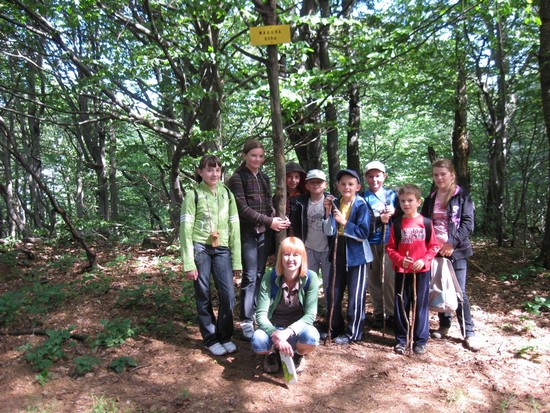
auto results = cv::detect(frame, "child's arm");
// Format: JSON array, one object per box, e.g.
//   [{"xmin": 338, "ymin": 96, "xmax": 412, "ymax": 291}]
[
  {"xmin": 342, "ymin": 200, "xmax": 370, "ymax": 241},
  {"xmin": 180, "ymin": 189, "xmax": 198, "ymax": 277}
]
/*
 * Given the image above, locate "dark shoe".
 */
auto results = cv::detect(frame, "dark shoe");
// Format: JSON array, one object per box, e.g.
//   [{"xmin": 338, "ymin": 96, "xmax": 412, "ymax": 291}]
[
  {"xmin": 372, "ymin": 316, "xmax": 384, "ymax": 330},
  {"xmin": 385, "ymin": 316, "xmax": 394, "ymax": 329},
  {"xmin": 293, "ymin": 353, "xmax": 306, "ymax": 373},
  {"xmin": 263, "ymin": 352, "xmax": 280, "ymax": 374},
  {"xmin": 431, "ymin": 327, "xmax": 449, "ymax": 339},
  {"xmin": 394, "ymin": 344, "xmax": 406, "ymax": 355},
  {"xmin": 413, "ymin": 344, "xmax": 427, "ymax": 355},
  {"xmin": 333, "ymin": 335, "xmax": 351, "ymax": 345}
]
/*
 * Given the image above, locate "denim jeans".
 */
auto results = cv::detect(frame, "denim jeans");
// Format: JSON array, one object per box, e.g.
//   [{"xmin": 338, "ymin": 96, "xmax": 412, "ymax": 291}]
[
  {"xmin": 394, "ymin": 271, "xmax": 430, "ymax": 346},
  {"xmin": 437, "ymin": 258, "xmax": 475, "ymax": 337},
  {"xmin": 240, "ymin": 230, "xmax": 267, "ymax": 323},
  {"xmin": 251, "ymin": 325, "xmax": 320, "ymax": 354},
  {"xmin": 193, "ymin": 242, "xmax": 235, "ymax": 346}
]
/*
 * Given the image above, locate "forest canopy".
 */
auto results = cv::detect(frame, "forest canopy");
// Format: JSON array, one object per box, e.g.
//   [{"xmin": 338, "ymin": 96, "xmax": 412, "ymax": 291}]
[{"xmin": 0, "ymin": 0, "xmax": 549, "ymax": 267}]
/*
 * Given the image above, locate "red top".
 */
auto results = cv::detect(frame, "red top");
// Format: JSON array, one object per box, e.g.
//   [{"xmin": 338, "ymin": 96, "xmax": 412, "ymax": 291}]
[{"xmin": 386, "ymin": 214, "xmax": 440, "ymax": 273}]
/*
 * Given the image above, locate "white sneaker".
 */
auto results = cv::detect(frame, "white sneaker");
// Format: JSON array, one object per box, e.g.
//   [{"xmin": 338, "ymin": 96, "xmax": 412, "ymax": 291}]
[
  {"xmin": 241, "ymin": 322, "xmax": 254, "ymax": 340},
  {"xmin": 206, "ymin": 342, "xmax": 227, "ymax": 356},
  {"xmin": 221, "ymin": 341, "xmax": 237, "ymax": 354},
  {"xmin": 465, "ymin": 336, "xmax": 483, "ymax": 352}
]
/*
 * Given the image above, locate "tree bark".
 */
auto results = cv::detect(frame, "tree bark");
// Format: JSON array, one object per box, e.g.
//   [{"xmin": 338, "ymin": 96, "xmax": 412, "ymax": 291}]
[
  {"xmin": 451, "ymin": 47, "xmax": 471, "ymax": 193},
  {"xmin": 537, "ymin": 0, "xmax": 550, "ymax": 268},
  {"xmin": 253, "ymin": 0, "xmax": 287, "ymax": 248},
  {"xmin": 320, "ymin": 0, "xmax": 341, "ymax": 193}
]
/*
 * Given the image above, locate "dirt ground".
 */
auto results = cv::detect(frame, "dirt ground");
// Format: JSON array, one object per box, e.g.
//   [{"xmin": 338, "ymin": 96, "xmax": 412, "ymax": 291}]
[{"xmin": 0, "ymin": 240, "xmax": 549, "ymax": 413}]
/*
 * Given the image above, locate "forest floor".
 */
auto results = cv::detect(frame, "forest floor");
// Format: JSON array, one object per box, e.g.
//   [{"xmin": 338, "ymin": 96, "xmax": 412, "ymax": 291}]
[{"xmin": 0, "ymin": 238, "xmax": 549, "ymax": 413}]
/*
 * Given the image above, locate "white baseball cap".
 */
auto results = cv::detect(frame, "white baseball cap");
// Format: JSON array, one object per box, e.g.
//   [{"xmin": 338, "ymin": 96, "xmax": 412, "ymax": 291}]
[
  {"xmin": 305, "ymin": 169, "xmax": 327, "ymax": 181},
  {"xmin": 364, "ymin": 161, "xmax": 386, "ymax": 174}
]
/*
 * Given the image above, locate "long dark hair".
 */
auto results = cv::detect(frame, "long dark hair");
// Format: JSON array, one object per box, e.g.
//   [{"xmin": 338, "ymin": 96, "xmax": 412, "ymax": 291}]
[{"xmin": 195, "ymin": 155, "xmax": 222, "ymax": 183}]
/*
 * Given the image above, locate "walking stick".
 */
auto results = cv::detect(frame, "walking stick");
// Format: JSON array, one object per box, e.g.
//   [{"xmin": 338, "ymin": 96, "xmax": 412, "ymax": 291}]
[
  {"xmin": 380, "ymin": 223, "xmax": 388, "ymax": 338},
  {"xmin": 325, "ymin": 195, "xmax": 338, "ymax": 345},
  {"xmin": 409, "ymin": 270, "xmax": 417, "ymax": 356}
]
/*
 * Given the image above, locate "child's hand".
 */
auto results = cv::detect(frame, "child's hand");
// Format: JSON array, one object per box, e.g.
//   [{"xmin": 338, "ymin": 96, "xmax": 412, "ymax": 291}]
[
  {"xmin": 402, "ymin": 256, "xmax": 413, "ymax": 269},
  {"xmin": 385, "ymin": 205, "xmax": 395, "ymax": 216},
  {"xmin": 411, "ymin": 260, "xmax": 425, "ymax": 272}
]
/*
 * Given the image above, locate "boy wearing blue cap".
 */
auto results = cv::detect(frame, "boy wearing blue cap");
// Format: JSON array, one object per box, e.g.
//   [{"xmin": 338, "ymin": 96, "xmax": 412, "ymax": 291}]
[{"xmin": 322, "ymin": 169, "xmax": 372, "ymax": 344}]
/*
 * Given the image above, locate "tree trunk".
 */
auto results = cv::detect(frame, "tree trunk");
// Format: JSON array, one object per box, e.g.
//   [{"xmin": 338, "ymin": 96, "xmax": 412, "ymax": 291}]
[
  {"xmin": 537, "ymin": 0, "xmax": 550, "ymax": 269},
  {"xmin": 109, "ymin": 124, "xmax": 118, "ymax": 221},
  {"xmin": 319, "ymin": 0, "xmax": 341, "ymax": 193},
  {"xmin": 451, "ymin": 43, "xmax": 471, "ymax": 193},
  {"xmin": 347, "ymin": 83, "xmax": 361, "ymax": 176},
  {"xmin": 253, "ymin": 0, "xmax": 287, "ymax": 248}
]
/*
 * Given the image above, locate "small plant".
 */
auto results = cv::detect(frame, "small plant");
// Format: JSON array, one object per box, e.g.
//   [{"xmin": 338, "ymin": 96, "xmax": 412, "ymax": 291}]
[
  {"xmin": 445, "ymin": 387, "xmax": 467, "ymax": 409},
  {"xmin": 91, "ymin": 318, "xmax": 140, "ymax": 348},
  {"xmin": 89, "ymin": 395, "xmax": 122, "ymax": 412},
  {"xmin": 19, "ymin": 327, "xmax": 75, "ymax": 384},
  {"xmin": 73, "ymin": 355, "xmax": 102, "ymax": 376},
  {"xmin": 514, "ymin": 345, "xmax": 541, "ymax": 362},
  {"xmin": 108, "ymin": 356, "xmax": 138, "ymax": 373},
  {"xmin": 523, "ymin": 296, "xmax": 549, "ymax": 315},
  {"xmin": 498, "ymin": 265, "xmax": 540, "ymax": 281}
]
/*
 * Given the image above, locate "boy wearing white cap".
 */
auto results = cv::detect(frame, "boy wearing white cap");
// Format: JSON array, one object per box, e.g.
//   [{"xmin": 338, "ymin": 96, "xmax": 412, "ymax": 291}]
[
  {"xmin": 363, "ymin": 161, "xmax": 400, "ymax": 330},
  {"xmin": 291, "ymin": 169, "xmax": 331, "ymax": 314}
]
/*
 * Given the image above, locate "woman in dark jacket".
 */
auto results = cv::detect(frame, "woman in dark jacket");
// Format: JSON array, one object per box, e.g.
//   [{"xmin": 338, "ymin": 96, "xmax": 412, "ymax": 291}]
[
  {"xmin": 228, "ymin": 139, "xmax": 290, "ymax": 340},
  {"xmin": 421, "ymin": 158, "xmax": 482, "ymax": 352}
]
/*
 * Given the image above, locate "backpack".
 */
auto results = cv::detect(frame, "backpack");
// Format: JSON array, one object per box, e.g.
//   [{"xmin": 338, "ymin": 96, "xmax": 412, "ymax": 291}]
[
  {"xmin": 269, "ymin": 268, "xmax": 313, "ymax": 299},
  {"xmin": 429, "ymin": 257, "xmax": 463, "ymax": 313}
]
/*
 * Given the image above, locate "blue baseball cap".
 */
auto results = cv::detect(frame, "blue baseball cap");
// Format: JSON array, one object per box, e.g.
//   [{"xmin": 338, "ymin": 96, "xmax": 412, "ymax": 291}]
[{"xmin": 336, "ymin": 169, "xmax": 361, "ymax": 182}]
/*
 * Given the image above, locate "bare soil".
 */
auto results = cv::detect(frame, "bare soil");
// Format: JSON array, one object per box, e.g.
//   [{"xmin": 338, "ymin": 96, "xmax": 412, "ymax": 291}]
[{"xmin": 0, "ymin": 240, "xmax": 549, "ymax": 413}]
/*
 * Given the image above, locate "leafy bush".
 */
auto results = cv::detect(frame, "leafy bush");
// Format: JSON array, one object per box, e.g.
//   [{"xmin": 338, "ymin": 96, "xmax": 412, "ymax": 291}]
[
  {"xmin": 524, "ymin": 296, "xmax": 549, "ymax": 315},
  {"xmin": 19, "ymin": 327, "xmax": 75, "ymax": 384},
  {"xmin": 73, "ymin": 355, "xmax": 102, "ymax": 376},
  {"xmin": 91, "ymin": 318, "xmax": 140, "ymax": 348},
  {"xmin": 108, "ymin": 356, "xmax": 137, "ymax": 373},
  {"xmin": 0, "ymin": 290, "xmax": 28, "ymax": 326}
]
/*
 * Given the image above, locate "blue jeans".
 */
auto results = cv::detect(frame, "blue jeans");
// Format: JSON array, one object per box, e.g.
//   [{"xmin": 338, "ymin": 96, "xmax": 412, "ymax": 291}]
[
  {"xmin": 240, "ymin": 231, "xmax": 267, "ymax": 323},
  {"xmin": 193, "ymin": 243, "xmax": 235, "ymax": 346},
  {"xmin": 251, "ymin": 325, "xmax": 320, "ymax": 353},
  {"xmin": 437, "ymin": 258, "xmax": 475, "ymax": 337}
]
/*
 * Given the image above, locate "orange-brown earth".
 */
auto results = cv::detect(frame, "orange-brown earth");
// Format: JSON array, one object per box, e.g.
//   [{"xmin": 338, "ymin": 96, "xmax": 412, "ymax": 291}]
[{"xmin": 0, "ymin": 239, "xmax": 548, "ymax": 413}]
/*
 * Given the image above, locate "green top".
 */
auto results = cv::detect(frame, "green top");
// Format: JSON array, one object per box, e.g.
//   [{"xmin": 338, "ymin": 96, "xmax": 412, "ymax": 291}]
[
  {"xmin": 255, "ymin": 269, "xmax": 319, "ymax": 336},
  {"xmin": 180, "ymin": 181, "xmax": 242, "ymax": 272}
]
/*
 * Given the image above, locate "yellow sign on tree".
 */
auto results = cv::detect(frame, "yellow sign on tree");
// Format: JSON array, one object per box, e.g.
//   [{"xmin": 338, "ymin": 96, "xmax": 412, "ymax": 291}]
[{"xmin": 250, "ymin": 25, "xmax": 291, "ymax": 46}]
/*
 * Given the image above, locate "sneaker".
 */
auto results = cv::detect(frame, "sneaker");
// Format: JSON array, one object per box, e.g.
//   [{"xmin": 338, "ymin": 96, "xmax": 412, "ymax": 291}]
[
  {"xmin": 221, "ymin": 341, "xmax": 237, "ymax": 354},
  {"xmin": 385, "ymin": 316, "xmax": 395, "ymax": 329},
  {"xmin": 333, "ymin": 335, "xmax": 351, "ymax": 345},
  {"xmin": 241, "ymin": 322, "xmax": 254, "ymax": 340},
  {"xmin": 293, "ymin": 353, "xmax": 306, "ymax": 373},
  {"xmin": 206, "ymin": 342, "xmax": 227, "ymax": 356},
  {"xmin": 394, "ymin": 344, "xmax": 406, "ymax": 355},
  {"xmin": 431, "ymin": 327, "xmax": 449, "ymax": 339},
  {"xmin": 263, "ymin": 352, "xmax": 281, "ymax": 374},
  {"xmin": 413, "ymin": 344, "xmax": 427, "ymax": 355},
  {"xmin": 319, "ymin": 332, "xmax": 329, "ymax": 341},
  {"xmin": 465, "ymin": 336, "xmax": 482, "ymax": 352}
]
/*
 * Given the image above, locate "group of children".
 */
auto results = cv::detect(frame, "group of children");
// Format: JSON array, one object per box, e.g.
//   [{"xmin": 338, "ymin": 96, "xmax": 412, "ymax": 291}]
[{"xmin": 180, "ymin": 139, "xmax": 481, "ymax": 363}]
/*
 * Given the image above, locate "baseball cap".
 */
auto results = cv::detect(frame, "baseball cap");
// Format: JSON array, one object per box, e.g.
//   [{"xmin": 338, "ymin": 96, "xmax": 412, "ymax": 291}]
[
  {"xmin": 305, "ymin": 169, "xmax": 327, "ymax": 181},
  {"xmin": 336, "ymin": 169, "xmax": 361, "ymax": 182},
  {"xmin": 364, "ymin": 161, "xmax": 386, "ymax": 174}
]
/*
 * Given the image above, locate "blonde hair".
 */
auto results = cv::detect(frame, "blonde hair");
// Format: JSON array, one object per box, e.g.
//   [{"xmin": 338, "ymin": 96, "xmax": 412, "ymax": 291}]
[
  {"xmin": 432, "ymin": 158, "xmax": 456, "ymax": 207},
  {"xmin": 275, "ymin": 237, "xmax": 308, "ymax": 277}
]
